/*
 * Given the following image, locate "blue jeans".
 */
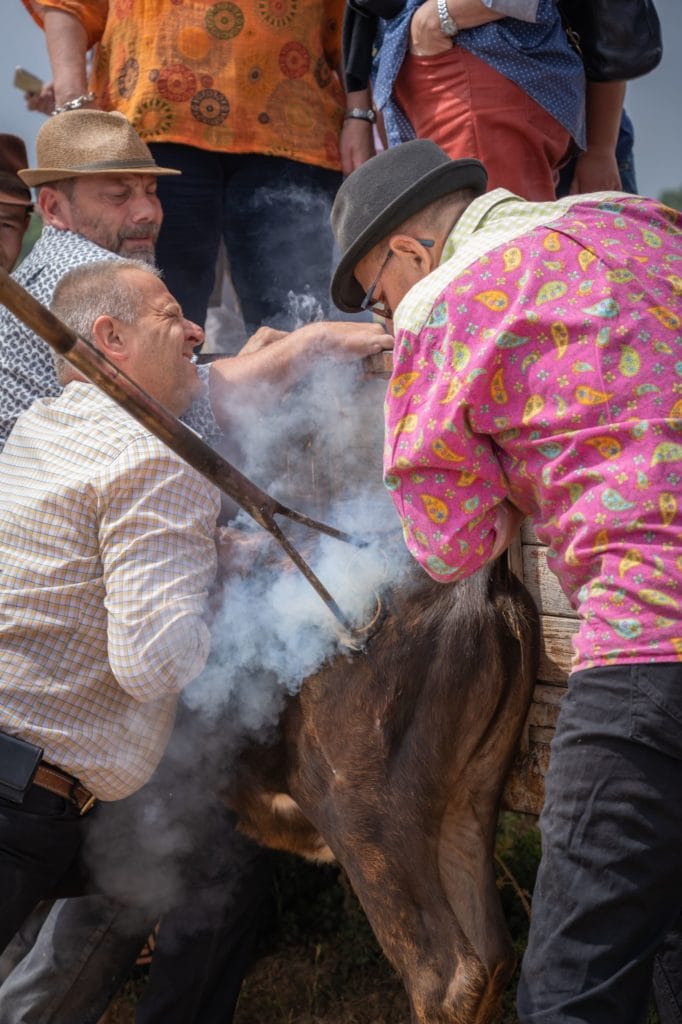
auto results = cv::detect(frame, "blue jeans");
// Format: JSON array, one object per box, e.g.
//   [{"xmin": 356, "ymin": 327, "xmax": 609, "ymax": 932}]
[
  {"xmin": 518, "ymin": 663, "xmax": 682, "ymax": 1023},
  {"xmin": 147, "ymin": 144, "xmax": 342, "ymax": 333}
]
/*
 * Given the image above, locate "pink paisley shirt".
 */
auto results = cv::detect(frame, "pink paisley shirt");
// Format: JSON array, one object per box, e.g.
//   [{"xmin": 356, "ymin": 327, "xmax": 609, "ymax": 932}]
[{"xmin": 385, "ymin": 189, "xmax": 682, "ymax": 672}]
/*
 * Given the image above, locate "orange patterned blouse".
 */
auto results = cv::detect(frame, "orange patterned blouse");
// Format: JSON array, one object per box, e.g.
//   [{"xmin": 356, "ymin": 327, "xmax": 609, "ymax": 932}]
[{"xmin": 26, "ymin": 0, "xmax": 346, "ymax": 171}]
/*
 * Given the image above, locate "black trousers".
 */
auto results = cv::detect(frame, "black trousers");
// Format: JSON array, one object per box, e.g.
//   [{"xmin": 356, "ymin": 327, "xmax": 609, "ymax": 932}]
[
  {"xmin": 0, "ymin": 785, "xmax": 86, "ymax": 954},
  {"xmin": 518, "ymin": 663, "xmax": 682, "ymax": 1023},
  {"xmin": 0, "ymin": 709, "xmax": 273, "ymax": 1024},
  {"xmin": 147, "ymin": 144, "xmax": 342, "ymax": 333}
]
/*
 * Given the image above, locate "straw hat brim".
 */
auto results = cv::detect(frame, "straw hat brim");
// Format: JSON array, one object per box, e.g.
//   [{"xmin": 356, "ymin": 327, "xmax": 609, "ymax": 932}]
[{"xmin": 19, "ymin": 162, "xmax": 181, "ymax": 187}]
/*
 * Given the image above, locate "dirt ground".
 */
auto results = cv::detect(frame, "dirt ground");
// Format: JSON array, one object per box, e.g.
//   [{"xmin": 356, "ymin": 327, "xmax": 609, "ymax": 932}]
[
  {"xmin": 103, "ymin": 819, "xmax": 661, "ymax": 1024},
  {"xmin": 104, "ymin": 817, "xmax": 533, "ymax": 1023}
]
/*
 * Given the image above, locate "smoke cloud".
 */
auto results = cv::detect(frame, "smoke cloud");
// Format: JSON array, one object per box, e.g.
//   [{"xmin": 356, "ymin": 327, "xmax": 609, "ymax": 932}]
[{"xmin": 84, "ymin": 344, "xmax": 406, "ymax": 930}]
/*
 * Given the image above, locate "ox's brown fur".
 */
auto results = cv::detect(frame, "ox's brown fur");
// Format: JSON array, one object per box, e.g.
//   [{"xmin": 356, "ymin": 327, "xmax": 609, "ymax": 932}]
[{"xmin": 227, "ymin": 555, "xmax": 539, "ymax": 1024}]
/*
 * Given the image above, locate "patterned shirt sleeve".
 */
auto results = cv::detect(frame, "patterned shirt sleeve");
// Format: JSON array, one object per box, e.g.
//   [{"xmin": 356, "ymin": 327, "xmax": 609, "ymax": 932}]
[
  {"xmin": 97, "ymin": 435, "xmax": 218, "ymax": 701},
  {"xmin": 385, "ymin": 318, "xmax": 510, "ymax": 582}
]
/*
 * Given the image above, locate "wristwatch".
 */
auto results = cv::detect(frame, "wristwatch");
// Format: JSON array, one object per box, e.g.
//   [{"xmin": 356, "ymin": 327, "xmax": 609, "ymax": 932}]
[
  {"xmin": 344, "ymin": 108, "xmax": 377, "ymax": 123},
  {"xmin": 436, "ymin": 0, "xmax": 459, "ymax": 37}
]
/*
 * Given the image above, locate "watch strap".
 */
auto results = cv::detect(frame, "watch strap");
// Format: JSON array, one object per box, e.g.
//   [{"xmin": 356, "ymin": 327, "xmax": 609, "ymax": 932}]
[
  {"xmin": 344, "ymin": 108, "xmax": 377, "ymax": 123},
  {"xmin": 436, "ymin": 0, "xmax": 459, "ymax": 37}
]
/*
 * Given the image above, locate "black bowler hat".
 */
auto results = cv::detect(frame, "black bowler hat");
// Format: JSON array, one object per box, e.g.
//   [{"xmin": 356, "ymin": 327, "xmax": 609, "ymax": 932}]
[{"xmin": 331, "ymin": 140, "xmax": 487, "ymax": 313}]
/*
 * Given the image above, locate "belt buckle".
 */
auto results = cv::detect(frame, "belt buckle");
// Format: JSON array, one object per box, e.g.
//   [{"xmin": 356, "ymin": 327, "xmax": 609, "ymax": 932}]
[{"xmin": 78, "ymin": 792, "xmax": 96, "ymax": 816}]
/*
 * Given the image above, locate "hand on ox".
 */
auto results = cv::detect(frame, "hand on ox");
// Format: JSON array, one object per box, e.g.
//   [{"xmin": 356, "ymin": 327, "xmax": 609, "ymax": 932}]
[
  {"xmin": 208, "ymin": 321, "xmax": 391, "ymax": 432},
  {"xmin": 212, "ymin": 526, "xmax": 314, "ymax": 597},
  {"xmin": 214, "ymin": 526, "xmax": 278, "ymax": 579},
  {"xmin": 300, "ymin": 319, "xmax": 393, "ymax": 362}
]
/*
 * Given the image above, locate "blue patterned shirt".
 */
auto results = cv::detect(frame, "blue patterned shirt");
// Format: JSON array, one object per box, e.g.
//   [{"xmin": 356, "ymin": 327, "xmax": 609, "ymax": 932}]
[{"xmin": 372, "ymin": 0, "xmax": 585, "ymax": 149}]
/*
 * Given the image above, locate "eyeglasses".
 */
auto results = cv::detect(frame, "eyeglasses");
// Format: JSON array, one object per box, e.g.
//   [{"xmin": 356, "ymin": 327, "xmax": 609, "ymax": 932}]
[{"xmin": 359, "ymin": 238, "xmax": 435, "ymax": 320}]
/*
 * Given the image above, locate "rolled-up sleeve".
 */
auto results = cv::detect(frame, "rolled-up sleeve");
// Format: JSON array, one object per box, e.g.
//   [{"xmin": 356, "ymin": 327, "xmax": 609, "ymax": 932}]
[{"xmin": 97, "ymin": 437, "xmax": 220, "ymax": 702}]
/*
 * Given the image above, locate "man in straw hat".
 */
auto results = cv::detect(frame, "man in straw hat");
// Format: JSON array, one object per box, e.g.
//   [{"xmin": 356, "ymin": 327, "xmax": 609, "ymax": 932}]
[
  {"xmin": 330, "ymin": 138, "xmax": 682, "ymax": 1024},
  {"xmin": 0, "ymin": 108, "xmax": 389, "ymax": 450},
  {"xmin": 0, "ymin": 134, "xmax": 33, "ymax": 273}
]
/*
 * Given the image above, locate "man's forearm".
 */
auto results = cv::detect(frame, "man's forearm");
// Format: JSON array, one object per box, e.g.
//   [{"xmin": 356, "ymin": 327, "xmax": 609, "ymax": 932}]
[
  {"xmin": 584, "ymin": 81, "xmax": 626, "ymax": 155},
  {"xmin": 41, "ymin": 7, "xmax": 90, "ymax": 106},
  {"xmin": 207, "ymin": 320, "xmax": 391, "ymax": 431}
]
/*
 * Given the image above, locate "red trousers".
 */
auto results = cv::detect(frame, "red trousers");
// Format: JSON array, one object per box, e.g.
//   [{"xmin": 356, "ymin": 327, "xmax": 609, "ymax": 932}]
[{"xmin": 393, "ymin": 45, "xmax": 573, "ymax": 201}]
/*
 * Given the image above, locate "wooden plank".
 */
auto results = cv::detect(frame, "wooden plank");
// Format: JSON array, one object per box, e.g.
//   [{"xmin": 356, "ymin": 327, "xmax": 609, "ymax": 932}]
[
  {"xmin": 522, "ymin": 545, "xmax": 576, "ymax": 619},
  {"xmin": 538, "ymin": 614, "xmax": 578, "ymax": 683},
  {"xmin": 521, "ymin": 519, "xmax": 542, "ymax": 545},
  {"xmin": 506, "ymin": 530, "xmax": 524, "ymax": 580}
]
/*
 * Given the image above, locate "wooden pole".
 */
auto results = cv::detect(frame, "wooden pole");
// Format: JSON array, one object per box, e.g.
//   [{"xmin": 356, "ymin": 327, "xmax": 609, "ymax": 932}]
[{"xmin": 0, "ymin": 267, "xmax": 370, "ymax": 635}]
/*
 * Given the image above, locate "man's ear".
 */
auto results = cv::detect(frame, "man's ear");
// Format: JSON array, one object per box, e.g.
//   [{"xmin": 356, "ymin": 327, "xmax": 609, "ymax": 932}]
[
  {"xmin": 91, "ymin": 315, "xmax": 127, "ymax": 362},
  {"xmin": 38, "ymin": 186, "xmax": 73, "ymax": 231},
  {"xmin": 389, "ymin": 234, "xmax": 437, "ymax": 274}
]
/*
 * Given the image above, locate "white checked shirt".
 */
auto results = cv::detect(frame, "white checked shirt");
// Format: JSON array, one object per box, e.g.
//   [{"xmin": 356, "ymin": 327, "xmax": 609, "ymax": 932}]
[{"xmin": 0, "ymin": 384, "xmax": 221, "ymax": 800}]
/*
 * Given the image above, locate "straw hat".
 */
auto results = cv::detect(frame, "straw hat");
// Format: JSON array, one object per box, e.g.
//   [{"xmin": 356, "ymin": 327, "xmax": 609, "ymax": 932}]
[
  {"xmin": 330, "ymin": 140, "xmax": 487, "ymax": 312},
  {"xmin": 18, "ymin": 109, "xmax": 181, "ymax": 187},
  {"xmin": 0, "ymin": 134, "xmax": 33, "ymax": 209}
]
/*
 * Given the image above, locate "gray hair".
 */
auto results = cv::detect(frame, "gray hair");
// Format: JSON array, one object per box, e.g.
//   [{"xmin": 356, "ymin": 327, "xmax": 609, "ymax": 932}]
[{"xmin": 50, "ymin": 259, "xmax": 161, "ymax": 384}]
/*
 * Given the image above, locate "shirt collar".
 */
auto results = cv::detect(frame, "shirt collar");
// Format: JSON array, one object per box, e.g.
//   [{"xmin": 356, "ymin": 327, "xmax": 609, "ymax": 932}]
[
  {"xmin": 440, "ymin": 189, "xmax": 524, "ymax": 261},
  {"xmin": 393, "ymin": 189, "xmax": 624, "ymax": 336}
]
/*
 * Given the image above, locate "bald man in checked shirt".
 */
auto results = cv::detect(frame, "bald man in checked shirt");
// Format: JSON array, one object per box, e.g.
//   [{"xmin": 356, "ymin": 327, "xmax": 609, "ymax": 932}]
[{"xmin": 0, "ymin": 259, "xmax": 261, "ymax": 954}]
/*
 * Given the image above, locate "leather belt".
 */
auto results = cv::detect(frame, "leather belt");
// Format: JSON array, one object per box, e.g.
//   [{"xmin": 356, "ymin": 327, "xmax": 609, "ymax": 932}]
[{"xmin": 33, "ymin": 762, "xmax": 96, "ymax": 816}]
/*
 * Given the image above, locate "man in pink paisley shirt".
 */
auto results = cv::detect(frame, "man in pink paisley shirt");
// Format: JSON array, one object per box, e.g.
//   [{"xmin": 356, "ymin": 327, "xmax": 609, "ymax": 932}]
[{"xmin": 330, "ymin": 140, "xmax": 682, "ymax": 1024}]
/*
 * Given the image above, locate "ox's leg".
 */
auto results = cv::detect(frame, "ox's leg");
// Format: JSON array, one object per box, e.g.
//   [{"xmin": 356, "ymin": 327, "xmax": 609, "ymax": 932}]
[{"xmin": 293, "ymin": 634, "xmax": 535, "ymax": 1021}]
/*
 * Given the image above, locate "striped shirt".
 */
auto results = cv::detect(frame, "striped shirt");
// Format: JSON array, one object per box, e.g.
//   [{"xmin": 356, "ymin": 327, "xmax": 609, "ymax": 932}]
[{"xmin": 0, "ymin": 384, "xmax": 220, "ymax": 800}]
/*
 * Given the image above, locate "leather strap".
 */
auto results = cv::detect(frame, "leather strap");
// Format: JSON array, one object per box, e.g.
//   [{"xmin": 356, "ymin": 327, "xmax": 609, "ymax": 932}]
[{"xmin": 33, "ymin": 762, "xmax": 96, "ymax": 816}]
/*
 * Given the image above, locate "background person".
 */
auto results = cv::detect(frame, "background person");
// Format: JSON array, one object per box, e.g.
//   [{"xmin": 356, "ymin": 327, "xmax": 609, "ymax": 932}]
[
  {"xmin": 330, "ymin": 139, "xmax": 682, "ymax": 1023},
  {"xmin": 22, "ymin": 0, "xmax": 376, "ymax": 332},
  {"xmin": 0, "ymin": 134, "xmax": 33, "ymax": 272},
  {"xmin": 342, "ymin": 0, "xmax": 585, "ymax": 200}
]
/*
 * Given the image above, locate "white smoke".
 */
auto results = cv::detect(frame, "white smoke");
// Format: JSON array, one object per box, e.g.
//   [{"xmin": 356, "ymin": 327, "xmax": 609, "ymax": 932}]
[
  {"xmin": 85, "ymin": 342, "xmax": 405, "ymax": 921},
  {"xmin": 186, "ymin": 355, "xmax": 398, "ymax": 730}
]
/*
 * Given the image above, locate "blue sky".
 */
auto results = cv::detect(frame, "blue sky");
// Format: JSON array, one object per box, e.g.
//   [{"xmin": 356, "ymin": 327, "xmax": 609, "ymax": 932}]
[{"xmin": 2, "ymin": 0, "xmax": 681, "ymax": 199}]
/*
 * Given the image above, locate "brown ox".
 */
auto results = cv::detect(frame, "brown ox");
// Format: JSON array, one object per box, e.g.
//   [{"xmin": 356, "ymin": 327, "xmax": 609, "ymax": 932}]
[{"xmin": 227, "ymin": 553, "xmax": 539, "ymax": 1024}]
